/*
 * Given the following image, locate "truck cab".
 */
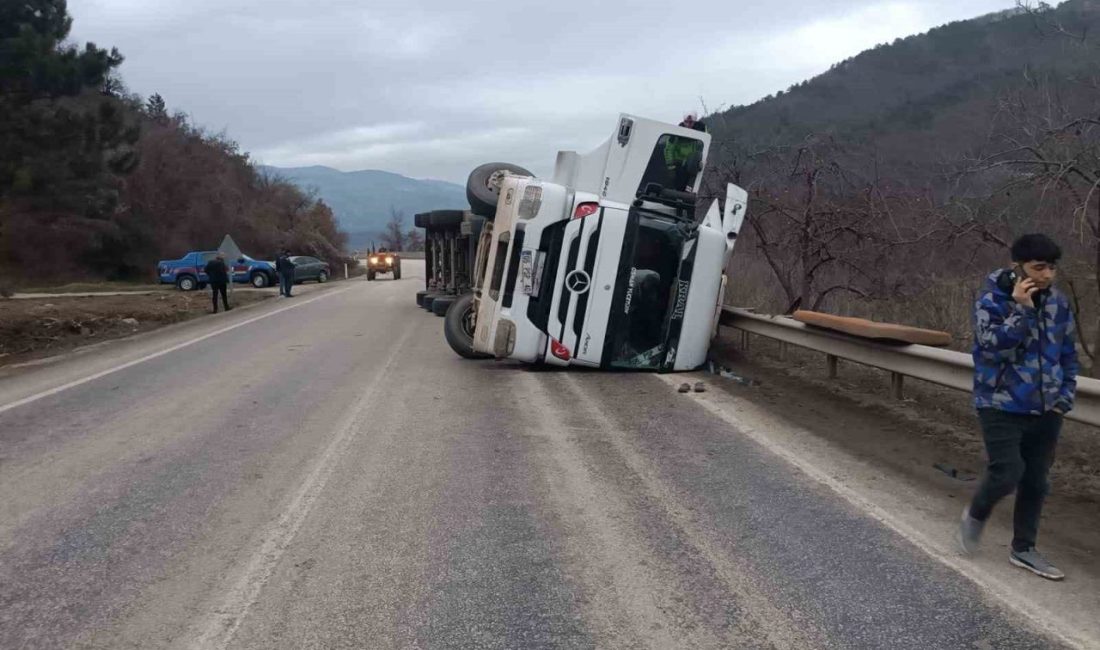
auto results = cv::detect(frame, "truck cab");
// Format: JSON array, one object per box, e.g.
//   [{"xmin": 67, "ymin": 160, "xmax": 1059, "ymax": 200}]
[{"xmin": 451, "ymin": 114, "xmax": 747, "ymax": 371}]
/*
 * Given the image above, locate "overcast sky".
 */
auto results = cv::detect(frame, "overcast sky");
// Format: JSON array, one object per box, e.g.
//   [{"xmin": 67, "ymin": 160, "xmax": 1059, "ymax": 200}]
[{"xmin": 69, "ymin": 0, "xmax": 1019, "ymax": 183}]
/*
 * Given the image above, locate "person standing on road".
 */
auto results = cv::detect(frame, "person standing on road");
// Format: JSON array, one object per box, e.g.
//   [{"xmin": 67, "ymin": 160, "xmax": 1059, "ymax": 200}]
[
  {"xmin": 276, "ymin": 250, "xmax": 296, "ymax": 297},
  {"xmin": 204, "ymin": 252, "xmax": 232, "ymax": 313},
  {"xmin": 958, "ymin": 233, "xmax": 1077, "ymax": 581}
]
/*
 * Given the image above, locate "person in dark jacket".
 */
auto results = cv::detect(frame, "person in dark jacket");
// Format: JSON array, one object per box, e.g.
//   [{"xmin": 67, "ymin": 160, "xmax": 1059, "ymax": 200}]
[
  {"xmin": 958, "ymin": 234, "xmax": 1077, "ymax": 580},
  {"xmin": 275, "ymin": 250, "xmax": 296, "ymax": 297},
  {"xmin": 204, "ymin": 252, "xmax": 231, "ymax": 313}
]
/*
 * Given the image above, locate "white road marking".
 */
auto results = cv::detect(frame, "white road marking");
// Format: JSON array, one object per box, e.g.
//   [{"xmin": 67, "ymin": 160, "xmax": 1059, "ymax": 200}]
[
  {"xmin": 0, "ymin": 286, "xmax": 355, "ymax": 416},
  {"xmin": 653, "ymin": 373, "xmax": 1093, "ymax": 650},
  {"xmin": 189, "ymin": 323, "xmax": 414, "ymax": 650}
]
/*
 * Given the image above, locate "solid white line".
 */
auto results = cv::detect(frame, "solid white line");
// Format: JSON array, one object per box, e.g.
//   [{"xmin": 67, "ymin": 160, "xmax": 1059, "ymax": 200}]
[
  {"xmin": 189, "ymin": 324, "xmax": 414, "ymax": 650},
  {"xmin": 653, "ymin": 373, "xmax": 1093, "ymax": 650},
  {"xmin": 0, "ymin": 286, "xmax": 355, "ymax": 416}
]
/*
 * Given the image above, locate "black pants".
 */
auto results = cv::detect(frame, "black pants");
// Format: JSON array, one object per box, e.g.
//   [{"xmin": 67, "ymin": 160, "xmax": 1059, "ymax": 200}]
[
  {"xmin": 211, "ymin": 283, "xmax": 229, "ymax": 312},
  {"xmin": 969, "ymin": 409, "xmax": 1062, "ymax": 552}
]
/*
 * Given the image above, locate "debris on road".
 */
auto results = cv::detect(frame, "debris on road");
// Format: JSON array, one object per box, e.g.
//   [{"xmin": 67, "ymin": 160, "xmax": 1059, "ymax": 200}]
[
  {"xmin": 933, "ymin": 462, "xmax": 977, "ymax": 481},
  {"xmin": 707, "ymin": 360, "xmax": 761, "ymax": 386}
]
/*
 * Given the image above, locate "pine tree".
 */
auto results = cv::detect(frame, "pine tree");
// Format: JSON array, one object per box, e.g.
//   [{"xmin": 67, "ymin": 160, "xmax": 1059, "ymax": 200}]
[
  {"xmin": 0, "ymin": 0, "xmax": 138, "ymax": 212},
  {"xmin": 146, "ymin": 93, "xmax": 168, "ymax": 124}
]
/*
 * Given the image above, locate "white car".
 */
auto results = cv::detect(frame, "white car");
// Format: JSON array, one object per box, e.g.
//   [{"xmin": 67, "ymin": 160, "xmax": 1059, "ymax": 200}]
[{"xmin": 443, "ymin": 114, "xmax": 747, "ymax": 372}]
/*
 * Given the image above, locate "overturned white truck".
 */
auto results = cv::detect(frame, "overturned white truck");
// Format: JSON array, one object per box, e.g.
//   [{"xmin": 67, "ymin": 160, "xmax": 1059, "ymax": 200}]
[{"xmin": 425, "ymin": 114, "xmax": 747, "ymax": 372}]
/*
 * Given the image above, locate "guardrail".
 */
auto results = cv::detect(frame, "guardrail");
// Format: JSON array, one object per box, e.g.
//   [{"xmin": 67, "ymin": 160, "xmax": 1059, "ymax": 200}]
[{"xmin": 720, "ymin": 307, "xmax": 1100, "ymax": 427}]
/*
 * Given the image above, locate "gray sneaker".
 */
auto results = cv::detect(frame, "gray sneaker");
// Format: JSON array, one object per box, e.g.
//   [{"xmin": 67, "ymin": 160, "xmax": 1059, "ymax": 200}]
[
  {"xmin": 956, "ymin": 506, "xmax": 984, "ymax": 555},
  {"xmin": 1010, "ymin": 548, "xmax": 1065, "ymax": 581}
]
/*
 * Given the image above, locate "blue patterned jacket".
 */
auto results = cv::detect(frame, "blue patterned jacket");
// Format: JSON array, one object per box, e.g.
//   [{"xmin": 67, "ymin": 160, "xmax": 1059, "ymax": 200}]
[{"xmin": 972, "ymin": 270, "xmax": 1078, "ymax": 414}]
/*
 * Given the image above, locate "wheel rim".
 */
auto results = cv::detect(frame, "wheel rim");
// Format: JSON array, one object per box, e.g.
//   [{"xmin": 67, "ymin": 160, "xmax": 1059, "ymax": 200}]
[
  {"xmin": 181, "ymin": 278, "xmax": 194, "ymax": 290},
  {"xmin": 486, "ymin": 169, "xmax": 509, "ymax": 192},
  {"xmin": 462, "ymin": 304, "xmax": 476, "ymax": 338},
  {"xmin": 252, "ymin": 275, "xmax": 264, "ymax": 287},
  {"xmin": 319, "ymin": 272, "xmax": 327, "ymax": 282}
]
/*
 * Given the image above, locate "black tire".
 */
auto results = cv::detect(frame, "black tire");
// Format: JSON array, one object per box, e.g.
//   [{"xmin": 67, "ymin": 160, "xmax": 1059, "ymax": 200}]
[
  {"xmin": 422, "ymin": 294, "xmax": 439, "ymax": 311},
  {"xmin": 428, "ymin": 209, "xmax": 465, "ymax": 228},
  {"xmin": 444, "ymin": 294, "xmax": 489, "ymax": 359},
  {"xmin": 367, "ymin": 270, "xmax": 375, "ymax": 281},
  {"xmin": 318, "ymin": 270, "xmax": 328, "ymax": 283},
  {"xmin": 393, "ymin": 264, "xmax": 401, "ymax": 280},
  {"xmin": 416, "ymin": 290, "xmax": 428, "ymax": 306},
  {"xmin": 432, "ymin": 296, "xmax": 456, "ymax": 316},
  {"xmin": 414, "ymin": 212, "xmax": 431, "ymax": 228},
  {"xmin": 250, "ymin": 272, "xmax": 268, "ymax": 288},
  {"xmin": 466, "ymin": 162, "xmax": 533, "ymax": 217},
  {"xmin": 176, "ymin": 274, "xmax": 198, "ymax": 291}
]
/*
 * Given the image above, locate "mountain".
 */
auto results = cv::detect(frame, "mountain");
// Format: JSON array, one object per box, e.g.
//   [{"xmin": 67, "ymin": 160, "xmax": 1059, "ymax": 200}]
[
  {"xmin": 260, "ymin": 165, "xmax": 467, "ymax": 245},
  {"xmin": 708, "ymin": 0, "xmax": 1100, "ymax": 170}
]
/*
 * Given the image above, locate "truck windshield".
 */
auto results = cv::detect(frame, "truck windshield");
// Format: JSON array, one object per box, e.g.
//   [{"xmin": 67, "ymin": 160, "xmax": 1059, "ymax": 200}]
[{"xmin": 605, "ymin": 211, "xmax": 687, "ymax": 370}]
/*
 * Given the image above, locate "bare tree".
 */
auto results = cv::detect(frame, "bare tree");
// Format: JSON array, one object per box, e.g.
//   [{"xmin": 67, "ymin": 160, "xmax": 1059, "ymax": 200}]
[
  {"xmin": 381, "ymin": 206, "xmax": 407, "ymax": 251},
  {"xmin": 719, "ymin": 136, "xmax": 938, "ymax": 313},
  {"xmin": 960, "ymin": 23, "xmax": 1100, "ymax": 368}
]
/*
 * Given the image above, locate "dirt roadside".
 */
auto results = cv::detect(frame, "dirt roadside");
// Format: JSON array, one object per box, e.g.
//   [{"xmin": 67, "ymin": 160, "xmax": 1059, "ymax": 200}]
[
  {"xmin": 706, "ymin": 330, "xmax": 1100, "ymax": 561},
  {"xmin": 0, "ymin": 290, "xmax": 274, "ymax": 367}
]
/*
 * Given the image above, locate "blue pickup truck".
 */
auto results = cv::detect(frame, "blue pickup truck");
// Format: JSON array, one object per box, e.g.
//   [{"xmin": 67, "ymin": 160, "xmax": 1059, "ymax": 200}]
[{"xmin": 157, "ymin": 251, "xmax": 278, "ymax": 291}]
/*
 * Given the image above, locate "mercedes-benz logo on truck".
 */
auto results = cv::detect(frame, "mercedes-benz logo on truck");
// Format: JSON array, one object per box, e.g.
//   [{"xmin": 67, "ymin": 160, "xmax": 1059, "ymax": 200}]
[{"xmin": 565, "ymin": 270, "xmax": 591, "ymax": 294}]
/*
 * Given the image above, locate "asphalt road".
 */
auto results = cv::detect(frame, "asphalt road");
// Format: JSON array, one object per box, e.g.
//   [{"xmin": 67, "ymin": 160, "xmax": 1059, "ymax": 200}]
[{"xmin": 0, "ymin": 267, "xmax": 1072, "ymax": 649}]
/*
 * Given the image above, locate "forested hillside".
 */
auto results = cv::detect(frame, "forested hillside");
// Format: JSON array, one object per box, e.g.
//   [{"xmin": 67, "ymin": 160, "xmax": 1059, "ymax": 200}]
[
  {"xmin": 707, "ymin": 0, "xmax": 1100, "ymax": 370},
  {"xmin": 0, "ymin": 0, "xmax": 349, "ymax": 284}
]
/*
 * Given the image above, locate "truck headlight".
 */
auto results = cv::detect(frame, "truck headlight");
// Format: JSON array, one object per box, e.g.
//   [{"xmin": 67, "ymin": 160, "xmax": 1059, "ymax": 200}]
[
  {"xmin": 370, "ymin": 257, "xmax": 379, "ymax": 264},
  {"xmin": 385, "ymin": 256, "xmax": 393, "ymax": 263}
]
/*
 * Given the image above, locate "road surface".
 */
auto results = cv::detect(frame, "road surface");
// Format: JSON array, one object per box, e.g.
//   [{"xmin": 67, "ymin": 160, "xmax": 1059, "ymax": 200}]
[{"xmin": 0, "ymin": 265, "xmax": 1084, "ymax": 649}]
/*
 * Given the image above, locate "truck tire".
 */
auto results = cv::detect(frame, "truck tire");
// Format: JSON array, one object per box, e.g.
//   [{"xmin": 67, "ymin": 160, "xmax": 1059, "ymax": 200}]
[
  {"xmin": 432, "ymin": 295, "xmax": 456, "ymax": 316},
  {"xmin": 428, "ymin": 210, "xmax": 465, "ymax": 228},
  {"xmin": 250, "ymin": 272, "xmax": 269, "ymax": 288},
  {"xmin": 414, "ymin": 212, "xmax": 431, "ymax": 228},
  {"xmin": 318, "ymin": 270, "xmax": 328, "ymax": 283},
  {"xmin": 367, "ymin": 270, "xmax": 375, "ymax": 281},
  {"xmin": 416, "ymin": 290, "xmax": 428, "ymax": 306},
  {"xmin": 422, "ymin": 294, "xmax": 439, "ymax": 311},
  {"xmin": 176, "ymin": 275, "xmax": 198, "ymax": 291},
  {"xmin": 466, "ymin": 162, "xmax": 533, "ymax": 217},
  {"xmin": 393, "ymin": 264, "xmax": 401, "ymax": 280},
  {"xmin": 444, "ymin": 294, "xmax": 489, "ymax": 359}
]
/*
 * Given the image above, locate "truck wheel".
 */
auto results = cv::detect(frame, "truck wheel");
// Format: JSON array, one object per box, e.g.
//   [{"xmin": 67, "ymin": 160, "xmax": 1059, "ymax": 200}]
[
  {"xmin": 466, "ymin": 162, "xmax": 533, "ymax": 217},
  {"xmin": 176, "ymin": 275, "xmax": 198, "ymax": 291},
  {"xmin": 432, "ymin": 295, "xmax": 456, "ymax": 316},
  {"xmin": 367, "ymin": 270, "xmax": 375, "ymax": 281},
  {"xmin": 318, "ymin": 270, "xmax": 328, "ymax": 283},
  {"xmin": 444, "ymin": 294, "xmax": 489, "ymax": 359},
  {"xmin": 250, "ymin": 272, "xmax": 268, "ymax": 288},
  {"xmin": 428, "ymin": 210, "xmax": 465, "ymax": 228},
  {"xmin": 393, "ymin": 265, "xmax": 401, "ymax": 280}
]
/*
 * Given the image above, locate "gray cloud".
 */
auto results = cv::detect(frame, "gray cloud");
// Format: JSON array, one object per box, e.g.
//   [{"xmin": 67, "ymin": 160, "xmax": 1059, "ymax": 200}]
[{"xmin": 70, "ymin": 0, "xmax": 1017, "ymax": 183}]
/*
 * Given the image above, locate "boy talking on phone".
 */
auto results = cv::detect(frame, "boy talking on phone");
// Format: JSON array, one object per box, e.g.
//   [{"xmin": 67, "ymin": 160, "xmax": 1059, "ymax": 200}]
[{"xmin": 959, "ymin": 234, "xmax": 1078, "ymax": 580}]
